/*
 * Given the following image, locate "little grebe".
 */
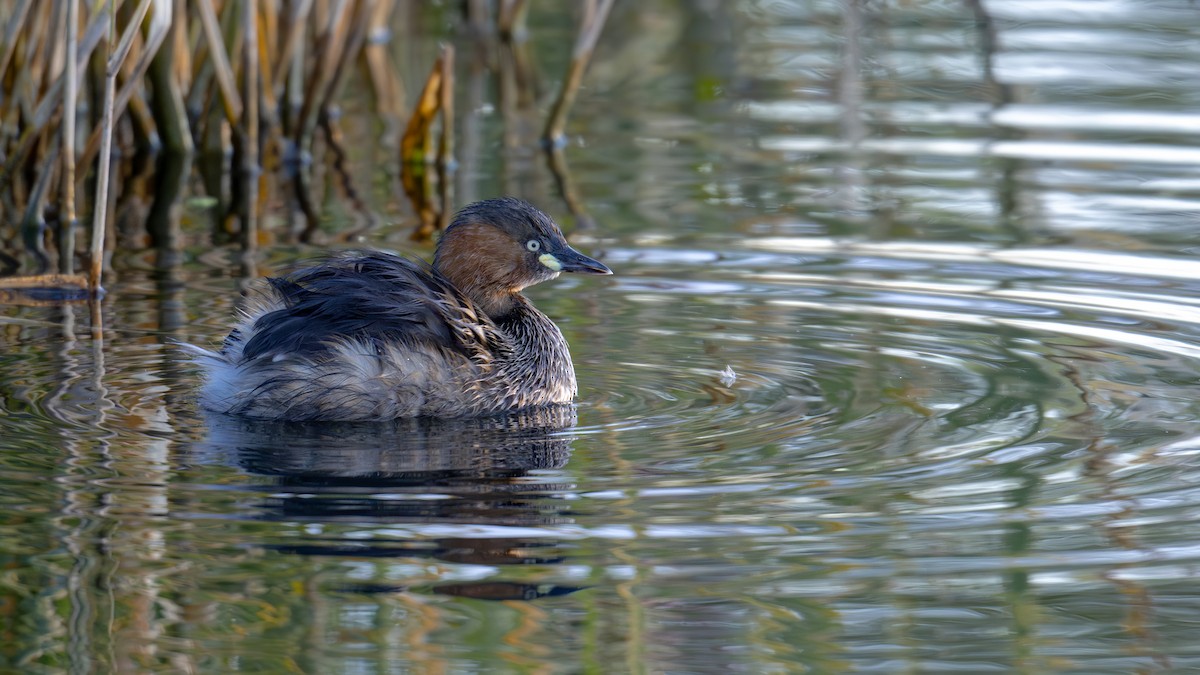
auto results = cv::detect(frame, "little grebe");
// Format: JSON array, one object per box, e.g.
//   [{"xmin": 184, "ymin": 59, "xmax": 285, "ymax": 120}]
[{"xmin": 187, "ymin": 198, "xmax": 611, "ymax": 421}]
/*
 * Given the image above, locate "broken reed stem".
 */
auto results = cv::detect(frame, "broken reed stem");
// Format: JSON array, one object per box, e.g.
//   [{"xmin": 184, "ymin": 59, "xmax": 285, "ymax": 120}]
[
  {"xmin": 543, "ymin": 0, "xmax": 615, "ymax": 144},
  {"xmin": 61, "ymin": 0, "xmax": 78, "ymax": 274},
  {"xmin": 400, "ymin": 54, "xmax": 443, "ymax": 165},
  {"xmin": 437, "ymin": 43, "xmax": 455, "ymax": 233},
  {"xmin": 400, "ymin": 52, "xmax": 445, "ymax": 240}
]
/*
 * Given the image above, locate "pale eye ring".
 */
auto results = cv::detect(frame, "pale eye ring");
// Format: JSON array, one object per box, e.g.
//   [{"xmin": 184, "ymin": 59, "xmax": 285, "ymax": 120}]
[{"xmin": 526, "ymin": 240, "xmax": 541, "ymax": 252}]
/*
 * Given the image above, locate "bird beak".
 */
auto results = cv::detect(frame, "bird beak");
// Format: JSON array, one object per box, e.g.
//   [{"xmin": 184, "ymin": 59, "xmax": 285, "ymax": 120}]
[{"xmin": 540, "ymin": 246, "xmax": 612, "ymax": 275}]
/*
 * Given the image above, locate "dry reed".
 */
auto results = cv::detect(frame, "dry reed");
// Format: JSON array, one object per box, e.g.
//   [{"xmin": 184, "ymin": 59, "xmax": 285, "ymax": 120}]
[{"xmin": 0, "ymin": 1, "xmax": 614, "ymax": 302}]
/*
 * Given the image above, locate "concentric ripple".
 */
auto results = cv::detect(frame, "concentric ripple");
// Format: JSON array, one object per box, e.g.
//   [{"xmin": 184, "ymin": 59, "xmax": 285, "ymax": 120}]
[
  {"xmin": 538, "ymin": 239, "xmax": 1200, "ymax": 670},
  {"xmin": 588, "ymin": 240, "xmax": 1200, "ymax": 461},
  {"xmin": 4, "ymin": 235, "xmax": 1199, "ymax": 672}
]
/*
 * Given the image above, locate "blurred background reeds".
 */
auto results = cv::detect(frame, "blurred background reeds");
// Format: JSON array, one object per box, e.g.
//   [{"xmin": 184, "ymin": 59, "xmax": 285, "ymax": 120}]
[{"xmin": 0, "ymin": 0, "xmax": 613, "ymax": 298}]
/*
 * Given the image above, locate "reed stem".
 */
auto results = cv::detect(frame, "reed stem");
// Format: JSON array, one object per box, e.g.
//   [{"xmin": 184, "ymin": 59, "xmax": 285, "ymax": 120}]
[
  {"xmin": 0, "ymin": 0, "xmax": 35, "ymax": 91},
  {"xmin": 437, "ymin": 43, "xmax": 455, "ymax": 233},
  {"xmin": 271, "ymin": 0, "xmax": 314, "ymax": 98},
  {"xmin": 0, "ymin": 2, "xmax": 618, "ymax": 289},
  {"xmin": 543, "ymin": 0, "xmax": 614, "ymax": 144},
  {"xmin": 196, "ymin": 0, "xmax": 242, "ymax": 125},
  {"xmin": 88, "ymin": 0, "xmax": 119, "ymax": 293},
  {"xmin": 60, "ymin": 0, "xmax": 78, "ymax": 274},
  {"xmin": 240, "ymin": 0, "xmax": 259, "ymax": 250}
]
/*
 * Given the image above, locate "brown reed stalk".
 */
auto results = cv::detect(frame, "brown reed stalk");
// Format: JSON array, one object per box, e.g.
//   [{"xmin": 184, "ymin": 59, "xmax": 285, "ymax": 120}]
[
  {"xmin": 498, "ymin": 0, "xmax": 530, "ymax": 41},
  {"xmin": 108, "ymin": 0, "xmax": 156, "ymax": 96},
  {"xmin": 112, "ymin": 1, "xmax": 171, "ymax": 125},
  {"xmin": 4, "ymin": 2, "xmax": 105, "ymax": 172},
  {"xmin": 362, "ymin": 0, "xmax": 403, "ymax": 127},
  {"xmin": 543, "ymin": 0, "xmax": 614, "ymax": 144},
  {"xmin": 40, "ymin": 3, "xmax": 65, "ymax": 99},
  {"xmin": 185, "ymin": 17, "xmax": 213, "ymax": 114},
  {"xmin": 260, "ymin": 0, "xmax": 278, "ymax": 60},
  {"xmin": 196, "ymin": 0, "xmax": 242, "ymax": 126},
  {"xmin": 401, "ymin": 54, "xmax": 444, "ymax": 166},
  {"xmin": 0, "ymin": 0, "xmax": 612, "ymax": 283},
  {"xmin": 170, "ymin": 0, "xmax": 189, "ymax": 89},
  {"xmin": 271, "ymin": 0, "xmax": 313, "ymax": 98},
  {"xmin": 147, "ymin": 3, "xmax": 192, "ymax": 154},
  {"xmin": 320, "ymin": 0, "xmax": 370, "ymax": 111},
  {"xmin": 0, "ymin": 273, "xmax": 88, "ymax": 301},
  {"xmin": 293, "ymin": 0, "xmax": 353, "ymax": 240},
  {"xmin": 400, "ymin": 51, "xmax": 446, "ymax": 240},
  {"xmin": 294, "ymin": 0, "xmax": 351, "ymax": 144},
  {"xmin": 309, "ymin": 1, "xmax": 374, "ymax": 230},
  {"xmin": 255, "ymin": 5, "xmax": 279, "ymax": 128},
  {"xmin": 437, "ymin": 43, "xmax": 455, "ymax": 233},
  {"xmin": 0, "ymin": 0, "xmax": 35, "ymax": 89}
]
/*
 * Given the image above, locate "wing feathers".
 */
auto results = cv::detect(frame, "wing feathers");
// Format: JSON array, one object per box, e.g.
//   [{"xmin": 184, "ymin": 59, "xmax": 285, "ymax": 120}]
[{"xmin": 240, "ymin": 251, "xmax": 499, "ymax": 363}]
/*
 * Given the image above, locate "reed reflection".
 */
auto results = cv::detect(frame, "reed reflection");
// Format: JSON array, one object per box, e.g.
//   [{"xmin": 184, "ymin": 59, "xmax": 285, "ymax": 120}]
[{"xmin": 193, "ymin": 404, "xmax": 585, "ymax": 601}]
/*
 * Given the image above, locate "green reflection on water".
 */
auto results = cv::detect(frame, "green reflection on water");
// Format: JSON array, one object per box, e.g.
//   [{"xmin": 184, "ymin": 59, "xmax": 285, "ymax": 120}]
[{"xmin": 3, "ymin": 0, "xmax": 1200, "ymax": 673}]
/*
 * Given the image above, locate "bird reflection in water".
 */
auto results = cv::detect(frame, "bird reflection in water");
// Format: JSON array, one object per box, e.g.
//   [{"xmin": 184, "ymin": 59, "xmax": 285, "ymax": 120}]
[{"xmin": 192, "ymin": 404, "xmax": 587, "ymax": 601}]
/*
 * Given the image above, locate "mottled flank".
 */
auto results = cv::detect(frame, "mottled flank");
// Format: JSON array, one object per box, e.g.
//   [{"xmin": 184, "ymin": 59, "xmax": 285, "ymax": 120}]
[{"xmin": 185, "ymin": 198, "xmax": 610, "ymax": 422}]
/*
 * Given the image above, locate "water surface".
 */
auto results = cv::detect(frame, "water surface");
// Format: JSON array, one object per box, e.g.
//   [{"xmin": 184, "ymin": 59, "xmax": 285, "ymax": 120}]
[{"xmin": 4, "ymin": 1, "xmax": 1200, "ymax": 672}]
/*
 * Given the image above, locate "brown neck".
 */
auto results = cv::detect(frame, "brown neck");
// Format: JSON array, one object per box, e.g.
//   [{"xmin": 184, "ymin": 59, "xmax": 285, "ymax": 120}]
[
  {"xmin": 463, "ymin": 285, "xmax": 519, "ymax": 318},
  {"xmin": 434, "ymin": 223, "xmax": 524, "ymax": 318}
]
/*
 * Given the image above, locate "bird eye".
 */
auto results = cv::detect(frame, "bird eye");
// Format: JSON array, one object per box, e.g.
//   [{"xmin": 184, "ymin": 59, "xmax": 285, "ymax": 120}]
[{"xmin": 526, "ymin": 240, "xmax": 541, "ymax": 252}]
